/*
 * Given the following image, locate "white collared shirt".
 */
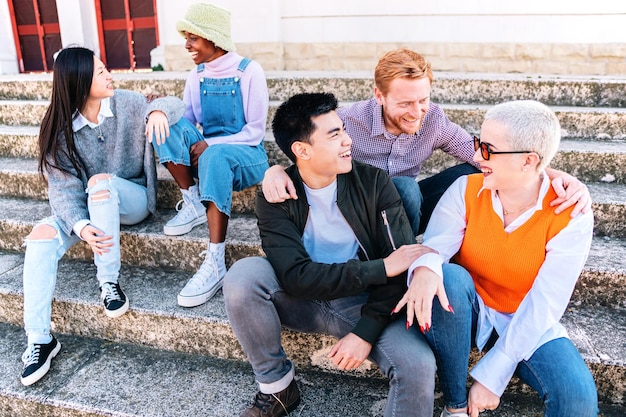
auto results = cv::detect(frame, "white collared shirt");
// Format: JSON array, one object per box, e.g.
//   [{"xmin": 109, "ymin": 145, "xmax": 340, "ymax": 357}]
[
  {"xmin": 408, "ymin": 174, "xmax": 594, "ymax": 396},
  {"xmin": 72, "ymin": 97, "xmax": 113, "ymax": 131}
]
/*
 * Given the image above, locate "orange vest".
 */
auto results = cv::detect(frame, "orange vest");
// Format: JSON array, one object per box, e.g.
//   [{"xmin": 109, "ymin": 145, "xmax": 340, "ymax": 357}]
[{"xmin": 453, "ymin": 174, "xmax": 573, "ymax": 313}]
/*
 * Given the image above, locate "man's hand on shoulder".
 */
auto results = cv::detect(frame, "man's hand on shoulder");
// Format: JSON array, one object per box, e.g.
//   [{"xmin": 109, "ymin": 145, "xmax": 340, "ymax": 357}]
[
  {"xmin": 262, "ymin": 165, "xmax": 297, "ymax": 203},
  {"xmin": 327, "ymin": 333, "xmax": 372, "ymax": 371},
  {"xmin": 545, "ymin": 168, "xmax": 592, "ymax": 216}
]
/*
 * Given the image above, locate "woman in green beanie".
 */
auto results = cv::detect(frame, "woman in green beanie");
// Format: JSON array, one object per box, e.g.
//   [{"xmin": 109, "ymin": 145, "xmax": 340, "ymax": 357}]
[{"xmin": 152, "ymin": 2, "xmax": 269, "ymax": 308}]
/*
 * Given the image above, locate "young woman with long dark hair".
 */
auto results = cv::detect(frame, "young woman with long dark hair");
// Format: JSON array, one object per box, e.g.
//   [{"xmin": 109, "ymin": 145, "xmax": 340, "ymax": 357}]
[{"xmin": 19, "ymin": 46, "xmax": 195, "ymax": 386}]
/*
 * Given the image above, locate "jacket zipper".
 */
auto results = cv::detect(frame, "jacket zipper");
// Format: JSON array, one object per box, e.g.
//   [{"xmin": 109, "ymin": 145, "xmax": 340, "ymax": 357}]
[
  {"xmin": 355, "ymin": 237, "xmax": 370, "ymax": 261},
  {"xmin": 381, "ymin": 210, "xmax": 397, "ymax": 250}
]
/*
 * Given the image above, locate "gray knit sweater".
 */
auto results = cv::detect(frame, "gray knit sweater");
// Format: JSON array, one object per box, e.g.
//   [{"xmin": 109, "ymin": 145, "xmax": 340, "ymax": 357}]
[{"xmin": 46, "ymin": 89, "xmax": 185, "ymax": 236}]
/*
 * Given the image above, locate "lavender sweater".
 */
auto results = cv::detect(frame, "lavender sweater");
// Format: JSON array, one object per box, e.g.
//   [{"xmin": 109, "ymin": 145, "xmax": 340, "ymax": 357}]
[{"xmin": 46, "ymin": 89, "xmax": 185, "ymax": 236}]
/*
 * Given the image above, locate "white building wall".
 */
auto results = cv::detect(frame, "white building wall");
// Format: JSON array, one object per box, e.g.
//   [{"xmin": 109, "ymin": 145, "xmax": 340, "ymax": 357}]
[
  {"xmin": 0, "ymin": 0, "xmax": 624, "ymax": 74},
  {"xmin": 0, "ymin": 0, "xmax": 19, "ymax": 74},
  {"xmin": 275, "ymin": 0, "xmax": 626, "ymax": 44}
]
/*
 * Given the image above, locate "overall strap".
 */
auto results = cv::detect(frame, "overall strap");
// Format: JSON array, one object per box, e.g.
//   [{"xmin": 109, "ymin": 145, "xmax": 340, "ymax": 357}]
[
  {"xmin": 196, "ymin": 63, "xmax": 205, "ymax": 73},
  {"xmin": 237, "ymin": 57, "xmax": 252, "ymax": 74}
]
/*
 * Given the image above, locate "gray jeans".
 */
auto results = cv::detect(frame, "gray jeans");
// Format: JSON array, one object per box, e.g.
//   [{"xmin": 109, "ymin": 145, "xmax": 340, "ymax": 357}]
[{"xmin": 223, "ymin": 257, "xmax": 436, "ymax": 417}]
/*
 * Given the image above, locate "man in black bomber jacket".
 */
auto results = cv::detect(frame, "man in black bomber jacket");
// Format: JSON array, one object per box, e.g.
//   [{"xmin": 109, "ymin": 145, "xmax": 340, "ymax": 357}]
[{"xmin": 223, "ymin": 93, "xmax": 437, "ymax": 417}]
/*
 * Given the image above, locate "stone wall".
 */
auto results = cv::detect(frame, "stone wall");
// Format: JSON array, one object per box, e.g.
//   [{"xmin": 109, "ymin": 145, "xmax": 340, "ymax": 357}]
[{"xmin": 163, "ymin": 42, "xmax": 626, "ymax": 76}]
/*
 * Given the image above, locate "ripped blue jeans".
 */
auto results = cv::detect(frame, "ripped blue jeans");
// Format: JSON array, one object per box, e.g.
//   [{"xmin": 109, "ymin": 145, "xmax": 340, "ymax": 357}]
[{"xmin": 22, "ymin": 176, "xmax": 149, "ymax": 345}]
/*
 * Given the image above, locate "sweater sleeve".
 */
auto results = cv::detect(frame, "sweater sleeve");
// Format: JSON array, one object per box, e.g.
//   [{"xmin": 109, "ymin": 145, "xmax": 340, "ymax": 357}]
[
  {"xmin": 144, "ymin": 95, "xmax": 185, "ymax": 125},
  {"xmin": 46, "ymin": 146, "xmax": 89, "ymax": 236}
]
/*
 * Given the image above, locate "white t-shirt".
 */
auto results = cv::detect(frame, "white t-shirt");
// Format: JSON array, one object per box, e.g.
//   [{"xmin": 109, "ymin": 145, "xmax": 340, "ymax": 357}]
[{"xmin": 302, "ymin": 180, "xmax": 358, "ymax": 264}]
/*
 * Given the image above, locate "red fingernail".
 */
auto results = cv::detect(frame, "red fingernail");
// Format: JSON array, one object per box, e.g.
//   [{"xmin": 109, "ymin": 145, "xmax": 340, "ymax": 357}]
[
  {"xmin": 390, "ymin": 308, "xmax": 396, "ymax": 315},
  {"xmin": 425, "ymin": 323, "xmax": 430, "ymax": 332},
  {"xmin": 406, "ymin": 321, "xmax": 411, "ymax": 330},
  {"xmin": 419, "ymin": 326, "xmax": 425, "ymax": 334},
  {"xmin": 448, "ymin": 305, "xmax": 455, "ymax": 314}
]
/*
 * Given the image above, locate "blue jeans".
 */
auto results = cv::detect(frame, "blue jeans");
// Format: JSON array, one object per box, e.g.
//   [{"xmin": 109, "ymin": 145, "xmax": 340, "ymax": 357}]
[
  {"xmin": 22, "ymin": 176, "xmax": 149, "ymax": 345},
  {"xmin": 417, "ymin": 163, "xmax": 479, "ymax": 235},
  {"xmin": 391, "ymin": 176, "xmax": 422, "ymax": 237},
  {"xmin": 153, "ymin": 118, "xmax": 269, "ymax": 216},
  {"xmin": 425, "ymin": 264, "xmax": 598, "ymax": 416},
  {"xmin": 223, "ymin": 257, "xmax": 437, "ymax": 417}
]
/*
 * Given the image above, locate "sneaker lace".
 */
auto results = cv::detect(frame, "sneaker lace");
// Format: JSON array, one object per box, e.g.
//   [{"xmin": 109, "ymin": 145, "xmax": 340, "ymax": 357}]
[
  {"xmin": 174, "ymin": 198, "xmax": 186, "ymax": 212},
  {"xmin": 251, "ymin": 391, "xmax": 290, "ymax": 415},
  {"xmin": 186, "ymin": 251, "xmax": 218, "ymax": 289},
  {"xmin": 174, "ymin": 192, "xmax": 194, "ymax": 212},
  {"xmin": 22, "ymin": 344, "xmax": 41, "ymax": 367},
  {"xmin": 101, "ymin": 282, "xmax": 122, "ymax": 303},
  {"xmin": 173, "ymin": 194, "xmax": 202, "ymax": 221}
]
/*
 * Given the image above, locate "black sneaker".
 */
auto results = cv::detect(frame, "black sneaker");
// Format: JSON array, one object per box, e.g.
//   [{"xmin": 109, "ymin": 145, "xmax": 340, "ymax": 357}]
[
  {"xmin": 240, "ymin": 378, "xmax": 301, "ymax": 417},
  {"xmin": 100, "ymin": 282, "xmax": 129, "ymax": 318},
  {"xmin": 20, "ymin": 337, "xmax": 61, "ymax": 386}
]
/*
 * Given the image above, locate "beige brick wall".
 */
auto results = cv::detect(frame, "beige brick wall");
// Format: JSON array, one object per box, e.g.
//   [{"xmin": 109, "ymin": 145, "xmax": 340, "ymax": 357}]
[{"xmin": 163, "ymin": 42, "xmax": 626, "ymax": 76}]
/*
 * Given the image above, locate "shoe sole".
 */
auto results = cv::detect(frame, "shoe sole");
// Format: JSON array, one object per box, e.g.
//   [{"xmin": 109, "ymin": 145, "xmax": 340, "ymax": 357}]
[
  {"xmin": 20, "ymin": 340, "xmax": 61, "ymax": 386},
  {"xmin": 163, "ymin": 215, "xmax": 207, "ymax": 236},
  {"xmin": 104, "ymin": 297, "xmax": 129, "ymax": 318},
  {"xmin": 177, "ymin": 279, "xmax": 223, "ymax": 308}
]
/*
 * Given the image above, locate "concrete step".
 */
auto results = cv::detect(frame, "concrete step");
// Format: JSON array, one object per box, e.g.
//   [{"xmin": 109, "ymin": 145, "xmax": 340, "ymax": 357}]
[
  {"xmin": 2, "ymin": 123, "xmax": 626, "ymax": 185},
  {"xmin": 0, "ymin": 249, "xmax": 623, "ymax": 408},
  {"xmin": 291, "ymin": 102, "xmax": 626, "ymax": 141},
  {"xmin": 0, "ymin": 194, "xmax": 625, "ymax": 278},
  {"xmin": 0, "ymin": 321, "xmax": 389, "ymax": 417},
  {"xmin": 1, "ymin": 71, "xmax": 626, "ymax": 108},
  {"xmin": 0, "ymin": 124, "xmax": 291, "ymax": 169},
  {"xmin": 1, "ymin": 323, "xmax": 623, "ymax": 417},
  {"xmin": 2, "ymin": 69, "xmax": 624, "ymax": 416},
  {"xmin": 0, "ymin": 196, "xmax": 262, "ymax": 272},
  {"xmin": 420, "ymin": 139, "xmax": 626, "ymax": 185},
  {"xmin": 3, "ymin": 97, "xmax": 626, "ymax": 142},
  {"xmin": 0, "ymin": 156, "xmax": 623, "ymax": 237},
  {"xmin": 440, "ymin": 104, "xmax": 626, "ymax": 140},
  {"xmin": 0, "ymin": 247, "xmax": 623, "ymax": 358},
  {"xmin": 0, "ymin": 156, "xmax": 258, "ymax": 213}
]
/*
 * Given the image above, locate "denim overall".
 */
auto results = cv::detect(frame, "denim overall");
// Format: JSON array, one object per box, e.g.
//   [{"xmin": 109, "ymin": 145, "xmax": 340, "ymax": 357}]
[{"xmin": 153, "ymin": 57, "xmax": 268, "ymax": 216}]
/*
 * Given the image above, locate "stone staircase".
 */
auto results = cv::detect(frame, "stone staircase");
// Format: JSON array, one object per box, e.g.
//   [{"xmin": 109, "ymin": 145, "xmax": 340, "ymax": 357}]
[{"xmin": 0, "ymin": 70, "xmax": 624, "ymax": 417}]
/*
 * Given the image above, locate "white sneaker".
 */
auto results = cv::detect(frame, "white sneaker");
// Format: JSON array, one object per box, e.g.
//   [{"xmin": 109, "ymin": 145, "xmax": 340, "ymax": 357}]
[
  {"xmin": 163, "ymin": 185, "xmax": 207, "ymax": 236},
  {"xmin": 177, "ymin": 250, "xmax": 227, "ymax": 307}
]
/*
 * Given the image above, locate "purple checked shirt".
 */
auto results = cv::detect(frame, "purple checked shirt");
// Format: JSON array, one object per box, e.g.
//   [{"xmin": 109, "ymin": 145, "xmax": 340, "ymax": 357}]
[{"xmin": 337, "ymin": 98, "xmax": 477, "ymax": 178}]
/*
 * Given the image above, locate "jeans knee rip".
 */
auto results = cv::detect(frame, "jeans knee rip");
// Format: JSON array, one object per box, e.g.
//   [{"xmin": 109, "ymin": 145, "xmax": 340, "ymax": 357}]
[
  {"xmin": 23, "ymin": 227, "xmax": 62, "ymax": 247},
  {"xmin": 89, "ymin": 190, "xmax": 111, "ymax": 203},
  {"xmin": 87, "ymin": 177, "xmax": 121, "ymax": 205}
]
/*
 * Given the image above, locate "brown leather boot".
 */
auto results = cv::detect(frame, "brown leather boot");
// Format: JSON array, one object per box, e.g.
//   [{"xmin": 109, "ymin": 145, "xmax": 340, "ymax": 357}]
[{"xmin": 240, "ymin": 379, "xmax": 301, "ymax": 417}]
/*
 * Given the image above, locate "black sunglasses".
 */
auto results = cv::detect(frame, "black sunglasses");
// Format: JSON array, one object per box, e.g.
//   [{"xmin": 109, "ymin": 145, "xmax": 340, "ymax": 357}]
[{"xmin": 473, "ymin": 136, "xmax": 533, "ymax": 161}]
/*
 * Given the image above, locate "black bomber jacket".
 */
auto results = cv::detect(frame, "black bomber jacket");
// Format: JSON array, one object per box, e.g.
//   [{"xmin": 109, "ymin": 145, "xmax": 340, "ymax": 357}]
[{"xmin": 256, "ymin": 161, "xmax": 417, "ymax": 344}]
